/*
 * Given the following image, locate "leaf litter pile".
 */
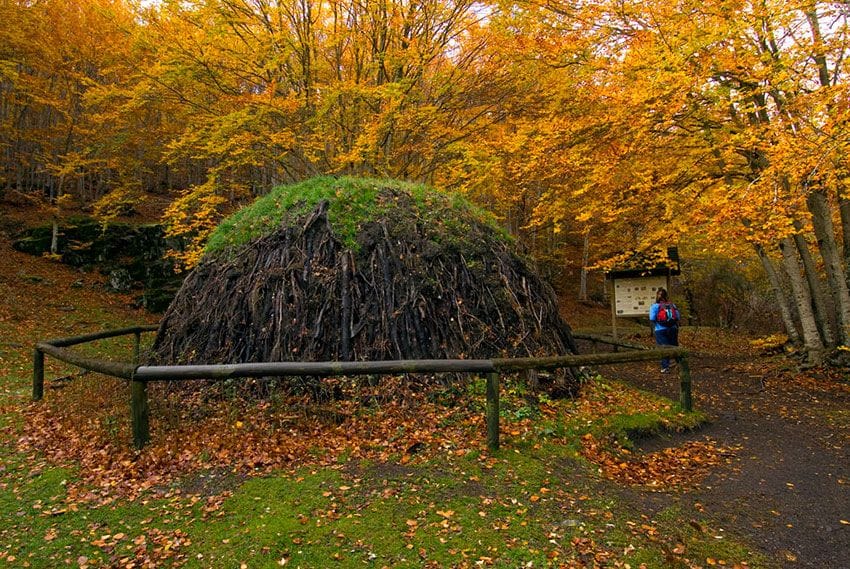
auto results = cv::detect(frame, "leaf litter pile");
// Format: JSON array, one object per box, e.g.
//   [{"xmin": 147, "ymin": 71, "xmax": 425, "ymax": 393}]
[
  {"xmin": 563, "ymin": 381, "xmax": 740, "ymax": 489},
  {"xmin": 12, "ymin": 364, "xmax": 728, "ymax": 500},
  {"xmin": 581, "ymin": 434, "xmax": 740, "ymax": 488},
  {"xmin": 15, "ymin": 375, "xmax": 484, "ymax": 503}
]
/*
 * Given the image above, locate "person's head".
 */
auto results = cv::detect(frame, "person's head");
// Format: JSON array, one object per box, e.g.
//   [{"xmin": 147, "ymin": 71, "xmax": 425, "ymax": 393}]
[{"xmin": 656, "ymin": 288, "xmax": 668, "ymax": 302}]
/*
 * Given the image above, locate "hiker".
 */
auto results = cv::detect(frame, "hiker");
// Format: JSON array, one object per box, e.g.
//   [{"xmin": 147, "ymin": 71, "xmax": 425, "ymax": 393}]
[{"xmin": 649, "ymin": 287, "xmax": 680, "ymax": 373}]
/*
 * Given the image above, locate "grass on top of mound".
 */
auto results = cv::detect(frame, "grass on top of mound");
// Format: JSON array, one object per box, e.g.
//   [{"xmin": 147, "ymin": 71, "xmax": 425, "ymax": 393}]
[{"xmin": 205, "ymin": 176, "xmax": 508, "ymax": 255}]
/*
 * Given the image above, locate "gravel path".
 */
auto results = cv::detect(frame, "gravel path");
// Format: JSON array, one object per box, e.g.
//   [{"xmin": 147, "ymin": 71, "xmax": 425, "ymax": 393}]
[{"xmin": 598, "ymin": 351, "xmax": 850, "ymax": 568}]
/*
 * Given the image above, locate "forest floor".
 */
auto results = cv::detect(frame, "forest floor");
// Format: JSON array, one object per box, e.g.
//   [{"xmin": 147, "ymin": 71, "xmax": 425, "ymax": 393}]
[{"xmin": 1, "ymin": 203, "xmax": 849, "ymax": 567}]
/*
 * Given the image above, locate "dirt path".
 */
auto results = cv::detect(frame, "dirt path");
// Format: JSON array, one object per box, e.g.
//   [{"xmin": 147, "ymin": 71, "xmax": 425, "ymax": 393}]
[{"xmin": 597, "ymin": 348, "xmax": 850, "ymax": 568}]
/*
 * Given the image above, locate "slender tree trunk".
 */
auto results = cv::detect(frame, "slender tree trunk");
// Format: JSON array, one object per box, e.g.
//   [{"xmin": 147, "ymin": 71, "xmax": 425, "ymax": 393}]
[
  {"xmin": 579, "ymin": 229, "xmax": 590, "ymax": 301},
  {"xmin": 780, "ymin": 237, "xmax": 824, "ymax": 364},
  {"xmin": 807, "ymin": 189, "xmax": 850, "ymax": 346},
  {"xmin": 754, "ymin": 242, "xmax": 801, "ymax": 346},
  {"xmin": 837, "ymin": 187, "xmax": 850, "ymax": 285},
  {"xmin": 50, "ymin": 219, "xmax": 59, "ymax": 255},
  {"xmin": 792, "ymin": 220, "xmax": 835, "ymax": 347}
]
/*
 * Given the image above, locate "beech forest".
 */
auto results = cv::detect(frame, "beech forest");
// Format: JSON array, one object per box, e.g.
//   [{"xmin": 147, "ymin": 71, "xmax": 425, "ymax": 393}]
[
  {"xmin": 2, "ymin": 2, "xmax": 850, "ymax": 568},
  {"xmin": 2, "ymin": 0, "xmax": 849, "ymax": 361}
]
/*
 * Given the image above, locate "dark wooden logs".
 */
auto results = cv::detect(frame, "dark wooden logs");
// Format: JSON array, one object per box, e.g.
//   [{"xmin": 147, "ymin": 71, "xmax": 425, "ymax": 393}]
[
  {"xmin": 131, "ymin": 378, "xmax": 150, "ymax": 450},
  {"xmin": 134, "ymin": 348, "xmax": 688, "ymax": 382},
  {"xmin": 491, "ymin": 347, "xmax": 686, "ymax": 372},
  {"xmin": 133, "ymin": 331, "xmax": 141, "ymax": 367},
  {"xmin": 134, "ymin": 358, "xmax": 497, "ymax": 381},
  {"xmin": 149, "ymin": 200, "xmax": 580, "ymax": 392},
  {"xmin": 36, "ymin": 342, "xmax": 136, "ymax": 379},
  {"xmin": 43, "ymin": 325, "xmax": 158, "ymax": 348},
  {"xmin": 678, "ymin": 356, "xmax": 693, "ymax": 411}
]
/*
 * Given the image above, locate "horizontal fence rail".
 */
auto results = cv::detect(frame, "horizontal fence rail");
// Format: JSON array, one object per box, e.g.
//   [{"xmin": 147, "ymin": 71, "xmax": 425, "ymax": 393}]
[
  {"xmin": 37, "ymin": 343, "xmax": 136, "ymax": 379},
  {"xmin": 32, "ymin": 325, "xmax": 159, "ymax": 400},
  {"xmin": 133, "ymin": 348, "xmax": 686, "ymax": 381},
  {"xmin": 134, "ymin": 359, "xmax": 498, "ymax": 381},
  {"xmin": 40, "ymin": 325, "xmax": 160, "ymax": 348},
  {"xmin": 571, "ymin": 332, "xmax": 650, "ymax": 352},
  {"xmin": 32, "ymin": 326, "xmax": 692, "ymax": 451}
]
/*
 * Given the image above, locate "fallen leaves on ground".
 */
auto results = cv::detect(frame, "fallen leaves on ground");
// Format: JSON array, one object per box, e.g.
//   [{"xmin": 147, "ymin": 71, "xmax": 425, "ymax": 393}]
[
  {"xmin": 12, "ymin": 375, "xmax": 486, "ymax": 505},
  {"xmin": 581, "ymin": 434, "xmax": 740, "ymax": 489},
  {"xmin": 0, "ymin": 227, "xmax": 786, "ymax": 569}
]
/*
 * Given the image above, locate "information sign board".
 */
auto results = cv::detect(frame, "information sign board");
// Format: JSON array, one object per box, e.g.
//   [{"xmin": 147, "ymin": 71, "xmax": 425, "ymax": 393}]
[{"xmin": 613, "ymin": 276, "xmax": 668, "ymax": 317}]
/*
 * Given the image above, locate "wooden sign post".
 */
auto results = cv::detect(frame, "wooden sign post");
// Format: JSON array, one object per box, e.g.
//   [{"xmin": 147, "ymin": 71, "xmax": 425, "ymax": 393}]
[{"xmin": 607, "ymin": 249, "xmax": 680, "ymax": 339}]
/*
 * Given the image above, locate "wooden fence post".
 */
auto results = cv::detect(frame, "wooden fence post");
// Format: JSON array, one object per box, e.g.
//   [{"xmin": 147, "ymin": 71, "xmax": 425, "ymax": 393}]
[
  {"xmin": 32, "ymin": 348, "xmax": 44, "ymax": 401},
  {"xmin": 486, "ymin": 372, "xmax": 500, "ymax": 451},
  {"xmin": 131, "ymin": 377, "xmax": 150, "ymax": 450},
  {"xmin": 678, "ymin": 355, "xmax": 692, "ymax": 412},
  {"xmin": 133, "ymin": 331, "xmax": 141, "ymax": 367}
]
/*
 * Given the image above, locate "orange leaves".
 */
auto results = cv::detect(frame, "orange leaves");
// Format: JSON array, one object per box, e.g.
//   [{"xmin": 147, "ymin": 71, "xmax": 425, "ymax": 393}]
[
  {"xmin": 464, "ymin": 0, "xmax": 850, "ymax": 272},
  {"xmin": 581, "ymin": 434, "xmax": 739, "ymax": 488},
  {"xmin": 5, "ymin": 0, "xmax": 850, "ymax": 284},
  {"xmin": 2, "ymin": 0, "xmax": 161, "ymax": 221},
  {"xmin": 162, "ymin": 180, "xmax": 231, "ymax": 270},
  {"xmin": 90, "ymin": 532, "xmax": 127, "ymax": 549},
  {"xmin": 15, "ymin": 375, "xmax": 486, "ymax": 506},
  {"xmin": 69, "ymin": 526, "xmax": 191, "ymax": 568}
]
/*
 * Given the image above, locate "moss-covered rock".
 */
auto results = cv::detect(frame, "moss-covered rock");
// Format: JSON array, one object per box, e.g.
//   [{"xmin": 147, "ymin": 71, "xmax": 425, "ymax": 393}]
[{"xmin": 12, "ymin": 218, "xmax": 183, "ymax": 311}]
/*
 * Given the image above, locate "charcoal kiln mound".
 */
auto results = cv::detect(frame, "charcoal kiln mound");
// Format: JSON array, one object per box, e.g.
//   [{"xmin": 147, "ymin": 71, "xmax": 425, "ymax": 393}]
[{"xmin": 150, "ymin": 177, "xmax": 579, "ymax": 393}]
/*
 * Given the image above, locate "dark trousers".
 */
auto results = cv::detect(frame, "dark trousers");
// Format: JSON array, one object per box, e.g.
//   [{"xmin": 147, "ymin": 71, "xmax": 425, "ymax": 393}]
[{"xmin": 654, "ymin": 327, "xmax": 679, "ymax": 370}]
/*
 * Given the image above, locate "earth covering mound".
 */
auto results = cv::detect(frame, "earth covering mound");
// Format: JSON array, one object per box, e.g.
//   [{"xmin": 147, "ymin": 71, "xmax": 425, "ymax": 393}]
[{"xmin": 150, "ymin": 177, "xmax": 577, "ymax": 378}]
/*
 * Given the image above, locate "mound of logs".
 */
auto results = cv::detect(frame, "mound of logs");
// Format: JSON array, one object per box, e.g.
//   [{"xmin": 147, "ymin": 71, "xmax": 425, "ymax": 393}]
[{"xmin": 151, "ymin": 190, "xmax": 580, "ymax": 395}]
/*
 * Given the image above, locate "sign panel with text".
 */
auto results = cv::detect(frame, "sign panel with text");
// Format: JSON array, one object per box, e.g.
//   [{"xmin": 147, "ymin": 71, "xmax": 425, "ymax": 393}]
[{"xmin": 613, "ymin": 276, "xmax": 668, "ymax": 317}]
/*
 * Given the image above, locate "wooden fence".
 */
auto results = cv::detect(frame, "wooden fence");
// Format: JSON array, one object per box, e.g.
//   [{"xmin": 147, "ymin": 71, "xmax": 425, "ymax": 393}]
[{"xmin": 32, "ymin": 327, "xmax": 691, "ymax": 451}]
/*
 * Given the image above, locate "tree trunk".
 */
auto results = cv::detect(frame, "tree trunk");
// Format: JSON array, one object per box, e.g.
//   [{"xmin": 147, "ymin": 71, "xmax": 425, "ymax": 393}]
[
  {"xmin": 50, "ymin": 220, "xmax": 59, "ymax": 255},
  {"xmin": 579, "ymin": 229, "xmax": 590, "ymax": 301},
  {"xmin": 754, "ymin": 242, "xmax": 800, "ymax": 346},
  {"xmin": 807, "ymin": 189, "xmax": 850, "ymax": 346},
  {"xmin": 780, "ymin": 237, "xmax": 824, "ymax": 364},
  {"xmin": 792, "ymin": 220, "xmax": 835, "ymax": 347},
  {"xmin": 838, "ymin": 188, "xmax": 850, "ymax": 286}
]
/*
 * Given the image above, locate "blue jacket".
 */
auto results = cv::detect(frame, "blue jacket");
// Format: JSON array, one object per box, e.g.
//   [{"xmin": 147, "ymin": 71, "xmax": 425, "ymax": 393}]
[{"xmin": 649, "ymin": 302, "xmax": 678, "ymax": 332}]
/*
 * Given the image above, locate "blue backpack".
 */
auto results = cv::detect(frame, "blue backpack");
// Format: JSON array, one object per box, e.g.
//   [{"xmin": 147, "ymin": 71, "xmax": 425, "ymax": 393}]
[{"xmin": 656, "ymin": 301, "xmax": 680, "ymax": 327}]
